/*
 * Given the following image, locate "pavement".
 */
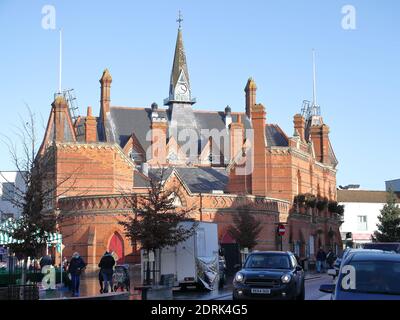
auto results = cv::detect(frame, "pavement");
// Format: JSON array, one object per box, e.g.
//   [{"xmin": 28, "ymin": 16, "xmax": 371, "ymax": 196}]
[{"xmin": 39, "ymin": 267, "xmax": 334, "ymax": 301}]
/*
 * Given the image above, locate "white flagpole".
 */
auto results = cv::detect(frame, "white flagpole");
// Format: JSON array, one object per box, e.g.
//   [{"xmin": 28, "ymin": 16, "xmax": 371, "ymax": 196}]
[
  {"xmin": 59, "ymin": 28, "xmax": 63, "ymax": 95},
  {"xmin": 312, "ymin": 49, "xmax": 317, "ymax": 107}
]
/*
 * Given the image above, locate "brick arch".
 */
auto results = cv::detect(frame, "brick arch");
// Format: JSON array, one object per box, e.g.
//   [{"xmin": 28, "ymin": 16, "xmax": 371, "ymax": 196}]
[
  {"xmin": 172, "ymin": 187, "xmax": 188, "ymax": 208},
  {"xmin": 107, "ymin": 231, "xmax": 125, "ymax": 264},
  {"xmin": 220, "ymin": 229, "xmax": 236, "ymax": 244},
  {"xmin": 101, "ymin": 225, "xmax": 131, "ymax": 264}
]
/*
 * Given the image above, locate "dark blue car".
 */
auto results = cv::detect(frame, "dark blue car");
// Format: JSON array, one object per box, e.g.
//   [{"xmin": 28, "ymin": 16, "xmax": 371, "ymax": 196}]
[
  {"xmin": 320, "ymin": 251, "xmax": 400, "ymax": 300},
  {"xmin": 233, "ymin": 251, "xmax": 305, "ymax": 300}
]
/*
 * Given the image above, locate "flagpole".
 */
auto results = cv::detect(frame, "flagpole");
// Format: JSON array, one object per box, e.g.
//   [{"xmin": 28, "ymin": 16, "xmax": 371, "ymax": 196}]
[{"xmin": 59, "ymin": 28, "xmax": 63, "ymax": 95}]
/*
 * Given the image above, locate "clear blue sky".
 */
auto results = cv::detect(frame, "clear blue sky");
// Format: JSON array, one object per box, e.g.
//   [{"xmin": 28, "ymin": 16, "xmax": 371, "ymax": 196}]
[{"xmin": 0, "ymin": 0, "xmax": 399, "ymax": 190}]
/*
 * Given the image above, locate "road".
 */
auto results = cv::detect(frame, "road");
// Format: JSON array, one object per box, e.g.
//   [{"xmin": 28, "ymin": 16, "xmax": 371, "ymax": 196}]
[
  {"xmin": 305, "ymin": 273, "xmax": 333, "ymax": 300},
  {"xmin": 173, "ymin": 273, "xmax": 334, "ymax": 301}
]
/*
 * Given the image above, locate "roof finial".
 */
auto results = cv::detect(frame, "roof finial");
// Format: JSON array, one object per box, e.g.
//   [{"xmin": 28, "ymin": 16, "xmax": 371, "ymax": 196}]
[{"xmin": 177, "ymin": 10, "xmax": 183, "ymax": 30}]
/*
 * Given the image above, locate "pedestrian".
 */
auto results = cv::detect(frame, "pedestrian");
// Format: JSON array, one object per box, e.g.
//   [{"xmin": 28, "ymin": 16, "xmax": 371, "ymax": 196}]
[
  {"xmin": 99, "ymin": 270, "xmax": 104, "ymax": 294},
  {"xmin": 39, "ymin": 255, "xmax": 52, "ymax": 270},
  {"xmin": 68, "ymin": 252, "xmax": 87, "ymax": 297},
  {"xmin": 326, "ymin": 249, "xmax": 336, "ymax": 269},
  {"xmin": 62, "ymin": 257, "xmax": 68, "ymax": 270},
  {"xmin": 316, "ymin": 247, "xmax": 326, "ymax": 273},
  {"xmin": 98, "ymin": 251, "xmax": 116, "ymax": 293}
]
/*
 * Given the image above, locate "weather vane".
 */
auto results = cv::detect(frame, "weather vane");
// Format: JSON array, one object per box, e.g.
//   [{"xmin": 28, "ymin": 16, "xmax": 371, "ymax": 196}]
[{"xmin": 177, "ymin": 10, "xmax": 183, "ymax": 29}]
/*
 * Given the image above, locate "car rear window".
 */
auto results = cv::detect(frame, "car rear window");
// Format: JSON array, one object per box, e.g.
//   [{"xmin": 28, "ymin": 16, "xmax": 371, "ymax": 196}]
[
  {"xmin": 341, "ymin": 261, "xmax": 400, "ymax": 295},
  {"xmin": 245, "ymin": 254, "xmax": 291, "ymax": 269}
]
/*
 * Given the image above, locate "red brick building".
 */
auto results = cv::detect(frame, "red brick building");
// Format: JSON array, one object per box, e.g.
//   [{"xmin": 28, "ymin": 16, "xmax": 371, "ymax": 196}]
[{"xmin": 38, "ymin": 24, "xmax": 342, "ymax": 268}]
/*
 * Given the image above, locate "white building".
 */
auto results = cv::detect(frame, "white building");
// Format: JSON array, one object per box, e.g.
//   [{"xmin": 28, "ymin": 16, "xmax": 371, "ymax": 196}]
[
  {"xmin": 0, "ymin": 171, "xmax": 26, "ymax": 221},
  {"xmin": 338, "ymin": 189, "xmax": 400, "ymax": 247},
  {"xmin": 386, "ymin": 179, "xmax": 400, "ymax": 192}
]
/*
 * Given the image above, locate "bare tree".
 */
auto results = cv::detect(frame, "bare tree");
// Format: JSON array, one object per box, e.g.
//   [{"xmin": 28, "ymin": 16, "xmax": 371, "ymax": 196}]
[
  {"xmin": 119, "ymin": 169, "xmax": 197, "ymax": 285},
  {"xmin": 0, "ymin": 106, "xmax": 79, "ymax": 295}
]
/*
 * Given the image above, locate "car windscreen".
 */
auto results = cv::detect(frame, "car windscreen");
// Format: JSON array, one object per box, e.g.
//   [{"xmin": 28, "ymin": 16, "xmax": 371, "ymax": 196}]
[
  {"xmin": 340, "ymin": 261, "xmax": 400, "ymax": 295},
  {"xmin": 245, "ymin": 254, "xmax": 291, "ymax": 269}
]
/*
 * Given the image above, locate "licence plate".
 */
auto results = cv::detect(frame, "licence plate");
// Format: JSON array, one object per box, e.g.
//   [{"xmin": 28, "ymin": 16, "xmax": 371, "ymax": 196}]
[{"xmin": 251, "ymin": 288, "xmax": 271, "ymax": 294}]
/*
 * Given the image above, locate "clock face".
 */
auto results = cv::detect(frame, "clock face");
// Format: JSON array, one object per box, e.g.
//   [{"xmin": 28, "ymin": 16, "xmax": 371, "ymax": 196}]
[{"xmin": 177, "ymin": 84, "xmax": 188, "ymax": 94}]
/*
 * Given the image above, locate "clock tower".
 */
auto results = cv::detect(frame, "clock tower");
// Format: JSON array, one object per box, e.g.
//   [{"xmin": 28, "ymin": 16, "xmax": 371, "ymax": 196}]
[
  {"xmin": 164, "ymin": 12, "xmax": 198, "ymax": 136},
  {"xmin": 165, "ymin": 12, "xmax": 195, "ymax": 106}
]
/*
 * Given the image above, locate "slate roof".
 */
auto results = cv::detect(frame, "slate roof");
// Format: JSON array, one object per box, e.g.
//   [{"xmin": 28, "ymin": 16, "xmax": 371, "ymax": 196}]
[
  {"xmin": 133, "ymin": 171, "xmax": 151, "ymax": 188},
  {"xmin": 148, "ymin": 167, "xmax": 229, "ymax": 194},
  {"xmin": 265, "ymin": 124, "xmax": 289, "ymax": 147},
  {"xmin": 109, "ymin": 107, "xmax": 167, "ymax": 152}
]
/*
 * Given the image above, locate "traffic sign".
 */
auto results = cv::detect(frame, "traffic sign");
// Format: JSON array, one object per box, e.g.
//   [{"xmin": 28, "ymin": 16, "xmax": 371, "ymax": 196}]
[{"xmin": 278, "ymin": 224, "xmax": 286, "ymax": 236}]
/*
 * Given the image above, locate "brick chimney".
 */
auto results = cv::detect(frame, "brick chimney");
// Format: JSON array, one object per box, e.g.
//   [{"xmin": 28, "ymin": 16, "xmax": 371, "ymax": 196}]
[
  {"xmin": 245, "ymin": 78, "xmax": 257, "ymax": 118},
  {"xmin": 310, "ymin": 124, "xmax": 330, "ymax": 164},
  {"xmin": 293, "ymin": 114, "xmax": 306, "ymax": 142},
  {"xmin": 100, "ymin": 69, "xmax": 112, "ymax": 139},
  {"xmin": 52, "ymin": 96, "xmax": 69, "ymax": 142},
  {"xmin": 250, "ymin": 103, "xmax": 268, "ymax": 196},
  {"xmin": 85, "ymin": 106, "xmax": 97, "ymax": 143},
  {"xmin": 229, "ymin": 114, "xmax": 244, "ymax": 162},
  {"xmin": 149, "ymin": 119, "xmax": 168, "ymax": 166}
]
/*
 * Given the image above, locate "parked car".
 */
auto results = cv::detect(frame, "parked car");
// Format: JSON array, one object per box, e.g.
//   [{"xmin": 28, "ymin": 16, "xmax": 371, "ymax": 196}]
[
  {"xmin": 233, "ymin": 251, "xmax": 305, "ymax": 300},
  {"xmin": 362, "ymin": 242, "xmax": 400, "ymax": 253},
  {"xmin": 329, "ymin": 248, "xmax": 384, "ymax": 278},
  {"xmin": 320, "ymin": 251, "xmax": 400, "ymax": 300}
]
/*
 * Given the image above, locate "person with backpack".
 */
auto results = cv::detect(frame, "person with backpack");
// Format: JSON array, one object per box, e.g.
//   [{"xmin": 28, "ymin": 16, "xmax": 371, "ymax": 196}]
[{"xmin": 98, "ymin": 251, "xmax": 116, "ymax": 293}]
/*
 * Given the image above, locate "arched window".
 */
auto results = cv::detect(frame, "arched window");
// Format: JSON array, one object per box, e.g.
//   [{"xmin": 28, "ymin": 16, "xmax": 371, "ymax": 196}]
[{"xmin": 169, "ymin": 192, "xmax": 183, "ymax": 207}]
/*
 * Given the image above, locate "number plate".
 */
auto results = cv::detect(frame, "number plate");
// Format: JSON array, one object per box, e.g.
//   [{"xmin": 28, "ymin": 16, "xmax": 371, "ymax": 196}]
[{"xmin": 251, "ymin": 288, "xmax": 271, "ymax": 294}]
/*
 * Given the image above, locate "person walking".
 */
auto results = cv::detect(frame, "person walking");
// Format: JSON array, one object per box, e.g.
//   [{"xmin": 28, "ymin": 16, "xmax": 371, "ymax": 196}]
[
  {"xmin": 98, "ymin": 251, "xmax": 115, "ymax": 293},
  {"xmin": 316, "ymin": 247, "xmax": 326, "ymax": 273},
  {"xmin": 68, "ymin": 252, "xmax": 86, "ymax": 297},
  {"xmin": 326, "ymin": 249, "xmax": 336, "ymax": 269}
]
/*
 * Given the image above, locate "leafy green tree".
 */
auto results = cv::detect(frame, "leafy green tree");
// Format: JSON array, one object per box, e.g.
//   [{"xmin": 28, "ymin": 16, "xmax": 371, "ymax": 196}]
[
  {"xmin": 373, "ymin": 191, "xmax": 400, "ymax": 242},
  {"xmin": 228, "ymin": 207, "xmax": 262, "ymax": 250}
]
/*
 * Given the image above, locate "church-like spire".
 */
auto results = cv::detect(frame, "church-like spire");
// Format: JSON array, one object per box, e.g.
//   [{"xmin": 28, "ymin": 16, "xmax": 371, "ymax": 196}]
[{"xmin": 166, "ymin": 11, "xmax": 193, "ymax": 105}]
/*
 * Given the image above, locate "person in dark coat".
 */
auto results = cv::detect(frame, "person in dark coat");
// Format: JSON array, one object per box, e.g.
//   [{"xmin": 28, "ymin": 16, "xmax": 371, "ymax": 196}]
[
  {"xmin": 39, "ymin": 255, "xmax": 52, "ymax": 270},
  {"xmin": 68, "ymin": 252, "xmax": 86, "ymax": 297},
  {"xmin": 326, "ymin": 249, "xmax": 336, "ymax": 269},
  {"xmin": 98, "ymin": 270, "xmax": 104, "ymax": 293},
  {"xmin": 316, "ymin": 247, "xmax": 326, "ymax": 273},
  {"xmin": 98, "ymin": 251, "xmax": 115, "ymax": 293}
]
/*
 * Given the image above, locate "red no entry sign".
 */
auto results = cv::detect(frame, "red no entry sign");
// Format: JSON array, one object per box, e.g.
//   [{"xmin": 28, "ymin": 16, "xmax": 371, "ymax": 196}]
[{"xmin": 278, "ymin": 224, "xmax": 286, "ymax": 236}]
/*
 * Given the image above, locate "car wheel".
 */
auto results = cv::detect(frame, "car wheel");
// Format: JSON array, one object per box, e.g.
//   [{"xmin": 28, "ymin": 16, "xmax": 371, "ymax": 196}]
[{"xmin": 297, "ymin": 281, "xmax": 305, "ymax": 300}]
